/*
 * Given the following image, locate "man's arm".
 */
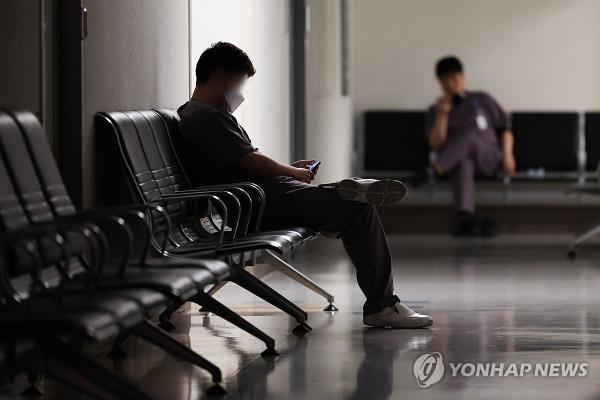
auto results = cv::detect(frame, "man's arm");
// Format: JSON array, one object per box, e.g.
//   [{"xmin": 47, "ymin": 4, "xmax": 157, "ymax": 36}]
[
  {"xmin": 483, "ymin": 93, "xmax": 516, "ymax": 176},
  {"xmin": 239, "ymin": 151, "xmax": 314, "ymax": 183},
  {"xmin": 500, "ymin": 130, "xmax": 516, "ymax": 175},
  {"xmin": 428, "ymin": 95, "xmax": 452, "ymax": 151}
]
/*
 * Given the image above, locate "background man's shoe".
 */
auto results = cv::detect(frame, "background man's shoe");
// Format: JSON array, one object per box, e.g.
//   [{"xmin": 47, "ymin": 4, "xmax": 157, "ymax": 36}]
[
  {"xmin": 479, "ymin": 217, "xmax": 498, "ymax": 237},
  {"xmin": 363, "ymin": 297, "xmax": 433, "ymax": 328},
  {"xmin": 337, "ymin": 178, "xmax": 407, "ymax": 206},
  {"xmin": 453, "ymin": 211, "xmax": 479, "ymax": 237}
]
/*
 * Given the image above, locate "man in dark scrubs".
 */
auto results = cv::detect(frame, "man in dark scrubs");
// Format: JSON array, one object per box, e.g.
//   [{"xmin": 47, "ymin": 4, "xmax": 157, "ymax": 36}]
[
  {"xmin": 426, "ymin": 56, "xmax": 516, "ymax": 237},
  {"xmin": 176, "ymin": 42, "xmax": 432, "ymax": 328}
]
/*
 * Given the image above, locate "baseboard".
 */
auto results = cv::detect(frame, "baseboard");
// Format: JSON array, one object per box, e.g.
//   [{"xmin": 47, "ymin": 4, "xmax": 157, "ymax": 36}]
[{"xmin": 378, "ymin": 205, "xmax": 600, "ymax": 233}]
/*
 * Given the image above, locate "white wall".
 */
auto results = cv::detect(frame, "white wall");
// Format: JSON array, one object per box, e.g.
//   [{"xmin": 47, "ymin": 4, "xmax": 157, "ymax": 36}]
[
  {"xmin": 351, "ymin": 0, "xmax": 600, "ymax": 114},
  {"xmin": 306, "ymin": 0, "xmax": 353, "ymax": 183},
  {"xmin": 190, "ymin": 0, "xmax": 242, "ymax": 90},
  {"xmin": 83, "ymin": 0, "xmax": 190, "ymax": 207},
  {"xmin": 241, "ymin": 0, "xmax": 291, "ymax": 163},
  {"xmin": 190, "ymin": 0, "xmax": 291, "ymax": 163}
]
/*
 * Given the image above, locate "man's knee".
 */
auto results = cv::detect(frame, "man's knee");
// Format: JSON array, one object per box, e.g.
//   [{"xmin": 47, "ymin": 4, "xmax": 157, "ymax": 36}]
[{"xmin": 435, "ymin": 135, "xmax": 478, "ymax": 174}]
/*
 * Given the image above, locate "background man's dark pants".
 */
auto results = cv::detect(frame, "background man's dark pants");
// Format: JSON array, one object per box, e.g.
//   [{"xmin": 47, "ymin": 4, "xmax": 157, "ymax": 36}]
[
  {"xmin": 436, "ymin": 134, "xmax": 502, "ymax": 212},
  {"xmin": 261, "ymin": 186, "xmax": 395, "ymax": 315}
]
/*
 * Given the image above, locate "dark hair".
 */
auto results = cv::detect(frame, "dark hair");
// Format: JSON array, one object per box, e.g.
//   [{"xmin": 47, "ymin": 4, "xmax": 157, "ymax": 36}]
[
  {"xmin": 435, "ymin": 56, "xmax": 463, "ymax": 78},
  {"xmin": 195, "ymin": 42, "xmax": 256, "ymax": 85}
]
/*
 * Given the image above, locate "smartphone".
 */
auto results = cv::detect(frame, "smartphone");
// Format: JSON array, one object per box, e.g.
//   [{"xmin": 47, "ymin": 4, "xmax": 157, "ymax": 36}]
[{"xmin": 308, "ymin": 161, "xmax": 321, "ymax": 172}]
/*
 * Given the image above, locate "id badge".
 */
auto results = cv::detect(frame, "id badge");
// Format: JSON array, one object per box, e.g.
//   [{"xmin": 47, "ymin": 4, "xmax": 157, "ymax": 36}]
[{"xmin": 476, "ymin": 114, "xmax": 488, "ymax": 130}]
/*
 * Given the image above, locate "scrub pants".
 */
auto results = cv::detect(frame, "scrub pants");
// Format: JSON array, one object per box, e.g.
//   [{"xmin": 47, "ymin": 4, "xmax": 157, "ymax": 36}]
[
  {"xmin": 436, "ymin": 134, "xmax": 503, "ymax": 213},
  {"xmin": 261, "ymin": 186, "xmax": 395, "ymax": 315}
]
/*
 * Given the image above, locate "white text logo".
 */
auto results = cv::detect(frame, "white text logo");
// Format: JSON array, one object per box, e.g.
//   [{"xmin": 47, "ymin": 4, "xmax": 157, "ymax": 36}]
[{"xmin": 413, "ymin": 352, "xmax": 445, "ymax": 388}]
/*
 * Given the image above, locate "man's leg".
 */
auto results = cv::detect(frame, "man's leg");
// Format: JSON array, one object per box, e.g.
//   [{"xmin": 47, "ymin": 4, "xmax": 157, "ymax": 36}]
[
  {"xmin": 340, "ymin": 201, "xmax": 395, "ymax": 314},
  {"xmin": 441, "ymin": 135, "xmax": 503, "ymax": 236},
  {"xmin": 437, "ymin": 135, "xmax": 504, "ymax": 212},
  {"xmin": 433, "ymin": 135, "xmax": 476, "ymax": 175},
  {"xmin": 261, "ymin": 187, "xmax": 395, "ymax": 315},
  {"xmin": 434, "ymin": 135, "xmax": 481, "ymax": 235},
  {"xmin": 450, "ymin": 158, "xmax": 480, "ymax": 236},
  {"xmin": 472, "ymin": 140, "xmax": 504, "ymax": 237},
  {"xmin": 452, "ymin": 158, "xmax": 476, "ymax": 214}
]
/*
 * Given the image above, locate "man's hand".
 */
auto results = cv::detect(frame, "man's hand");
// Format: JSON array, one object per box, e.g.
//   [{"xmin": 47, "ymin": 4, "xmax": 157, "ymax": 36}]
[
  {"xmin": 291, "ymin": 159, "xmax": 317, "ymax": 170},
  {"xmin": 428, "ymin": 95, "xmax": 452, "ymax": 151},
  {"xmin": 238, "ymin": 151, "xmax": 315, "ymax": 182},
  {"xmin": 500, "ymin": 131, "xmax": 516, "ymax": 176},
  {"xmin": 289, "ymin": 167, "xmax": 314, "ymax": 183},
  {"xmin": 436, "ymin": 95, "xmax": 452, "ymax": 115},
  {"xmin": 502, "ymin": 152, "xmax": 516, "ymax": 176}
]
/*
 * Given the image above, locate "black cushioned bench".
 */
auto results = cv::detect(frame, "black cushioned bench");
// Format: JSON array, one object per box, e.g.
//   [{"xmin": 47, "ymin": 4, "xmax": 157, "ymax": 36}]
[
  {"xmin": 362, "ymin": 111, "xmax": 430, "ymax": 179},
  {"xmin": 511, "ymin": 112, "xmax": 581, "ymax": 180},
  {"xmin": 0, "ymin": 109, "xmax": 244, "ymax": 397},
  {"xmin": 584, "ymin": 112, "xmax": 600, "ymax": 173},
  {"xmin": 362, "ymin": 110, "xmax": 584, "ymax": 187},
  {"xmin": 95, "ymin": 109, "xmax": 339, "ymax": 328},
  {"xmin": 566, "ymin": 112, "xmax": 600, "ymax": 257}
]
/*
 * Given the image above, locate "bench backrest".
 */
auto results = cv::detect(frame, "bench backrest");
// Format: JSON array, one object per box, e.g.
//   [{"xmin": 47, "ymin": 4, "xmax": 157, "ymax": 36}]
[
  {"xmin": 96, "ymin": 110, "xmax": 203, "ymax": 246},
  {"xmin": 363, "ymin": 111, "xmax": 430, "ymax": 176},
  {"xmin": 0, "ymin": 110, "xmax": 86, "ymax": 277},
  {"xmin": 511, "ymin": 112, "xmax": 580, "ymax": 174},
  {"xmin": 584, "ymin": 112, "xmax": 600, "ymax": 172}
]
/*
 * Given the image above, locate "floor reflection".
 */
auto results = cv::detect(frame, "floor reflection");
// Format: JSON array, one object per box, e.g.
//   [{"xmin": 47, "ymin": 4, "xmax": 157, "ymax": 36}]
[
  {"xmin": 347, "ymin": 329, "xmax": 434, "ymax": 400},
  {"xmin": 21, "ymin": 234, "xmax": 600, "ymax": 399}
]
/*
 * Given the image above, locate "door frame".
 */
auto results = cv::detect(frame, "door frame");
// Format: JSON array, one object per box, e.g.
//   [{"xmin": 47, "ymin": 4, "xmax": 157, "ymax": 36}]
[{"xmin": 290, "ymin": 0, "xmax": 307, "ymax": 162}]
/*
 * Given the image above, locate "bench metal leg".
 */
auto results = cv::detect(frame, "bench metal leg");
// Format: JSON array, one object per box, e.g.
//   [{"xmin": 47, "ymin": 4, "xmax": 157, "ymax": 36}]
[
  {"xmin": 21, "ymin": 371, "xmax": 43, "ymax": 396},
  {"xmin": 229, "ymin": 268, "xmax": 311, "ymax": 332},
  {"xmin": 235, "ymin": 268, "xmax": 308, "ymax": 319},
  {"xmin": 44, "ymin": 344, "xmax": 153, "ymax": 400},
  {"xmin": 264, "ymin": 250, "xmax": 338, "ymax": 311},
  {"xmin": 158, "ymin": 281, "xmax": 228, "ymax": 324},
  {"xmin": 568, "ymin": 221, "xmax": 600, "ymax": 258},
  {"xmin": 108, "ymin": 331, "xmax": 131, "ymax": 361},
  {"xmin": 196, "ymin": 281, "xmax": 229, "ymax": 314},
  {"xmin": 158, "ymin": 299, "xmax": 186, "ymax": 331},
  {"xmin": 131, "ymin": 319, "xmax": 227, "ymax": 395},
  {"xmin": 206, "ymin": 280, "xmax": 228, "ymax": 296},
  {"xmin": 191, "ymin": 291, "xmax": 278, "ymax": 357}
]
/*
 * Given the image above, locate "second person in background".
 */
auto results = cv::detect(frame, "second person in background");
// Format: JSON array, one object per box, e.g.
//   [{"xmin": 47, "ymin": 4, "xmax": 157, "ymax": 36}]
[{"xmin": 426, "ymin": 56, "xmax": 516, "ymax": 237}]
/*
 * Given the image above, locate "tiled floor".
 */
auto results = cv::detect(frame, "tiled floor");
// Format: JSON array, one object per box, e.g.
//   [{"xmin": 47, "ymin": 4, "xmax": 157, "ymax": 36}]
[{"xmin": 18, "ymin": 234, "xmax": 600, "ymax": 399}]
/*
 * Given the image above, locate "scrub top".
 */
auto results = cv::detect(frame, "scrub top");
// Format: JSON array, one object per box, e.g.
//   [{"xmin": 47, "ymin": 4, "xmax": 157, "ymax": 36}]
[
  {"xmin": 176, "ymin": 99, "xmax": 310, "ymax": 205},
  {"xmin": 425, "ymin": 91, "xmax": 509, "ymax": 148}
]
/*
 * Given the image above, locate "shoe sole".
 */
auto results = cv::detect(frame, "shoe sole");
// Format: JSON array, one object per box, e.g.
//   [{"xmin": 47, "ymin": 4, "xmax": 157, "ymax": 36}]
[
  {"xmin": 338, "ymin": 179, "xmax": 408, "ymax": 206},
  {"xmin": 363, "ymin": 319, "xmax": 434, "ymax": 329}
]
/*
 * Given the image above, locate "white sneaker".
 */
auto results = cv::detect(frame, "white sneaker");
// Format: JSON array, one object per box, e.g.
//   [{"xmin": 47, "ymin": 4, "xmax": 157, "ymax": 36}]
[
  {"xmin": 337, "ymin": 178, "xmax": 407, "ymax": 206},
  {"xmin": 363, "ymin": 298, "xmax": 433, "ymax": 329}
]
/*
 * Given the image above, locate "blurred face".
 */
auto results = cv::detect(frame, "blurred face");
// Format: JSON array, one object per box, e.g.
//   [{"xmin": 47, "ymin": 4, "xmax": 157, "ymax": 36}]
[
  {"xmin": 212, "ymin": 69, "xmax": 247, "ymax": 97},
  {"xmin": 438, "ymin": 72, "xmax": 465, "ymax": 96},
  {"xmin": 208, "ymin": 69, "xmax": 247, "ymax": 112}
]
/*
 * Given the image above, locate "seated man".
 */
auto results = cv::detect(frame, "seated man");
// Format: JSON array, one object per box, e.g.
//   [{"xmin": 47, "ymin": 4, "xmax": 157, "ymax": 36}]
[
  {"xmin": 176, "ymin": 42, "xmax": 432, "ymax": 328},
  {"xmin": 426, "ymin": 56, "xmax": 516, "ymax": 237}
]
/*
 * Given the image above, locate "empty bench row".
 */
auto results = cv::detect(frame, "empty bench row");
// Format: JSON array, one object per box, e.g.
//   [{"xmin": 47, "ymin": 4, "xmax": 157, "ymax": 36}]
[
  {"xmin": 362, "ymin": 111, "xmax": 600, "ymax": 180},
  {"xmin": 0, "ymin": 109, "xmax": 335, "ymax": 399}
]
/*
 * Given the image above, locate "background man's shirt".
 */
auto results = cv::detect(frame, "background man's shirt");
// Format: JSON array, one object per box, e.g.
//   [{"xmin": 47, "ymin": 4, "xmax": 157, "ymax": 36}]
[
  {"xmin": 425, "ymin": 91, "xmax": 509, "ymax": 149},
  {"xmin": 176, "ymin": 99, "xmax": 309, "ymax": 204}
]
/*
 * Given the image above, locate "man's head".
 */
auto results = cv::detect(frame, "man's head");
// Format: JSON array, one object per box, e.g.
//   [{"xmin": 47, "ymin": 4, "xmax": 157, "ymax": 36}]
[
  {"xmin": 195, "ymin": 42, "xmax": 256, "ymax": 111},
  {"xmin": 435, "ymin": 56, "xmax": 465, "ymax": 96}
]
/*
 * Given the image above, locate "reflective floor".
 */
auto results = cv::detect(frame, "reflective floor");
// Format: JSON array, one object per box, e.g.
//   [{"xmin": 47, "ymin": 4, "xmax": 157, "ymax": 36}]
[{"xmin": 18, "ymin": 234, "xmax": 600, "ymax": 399}]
